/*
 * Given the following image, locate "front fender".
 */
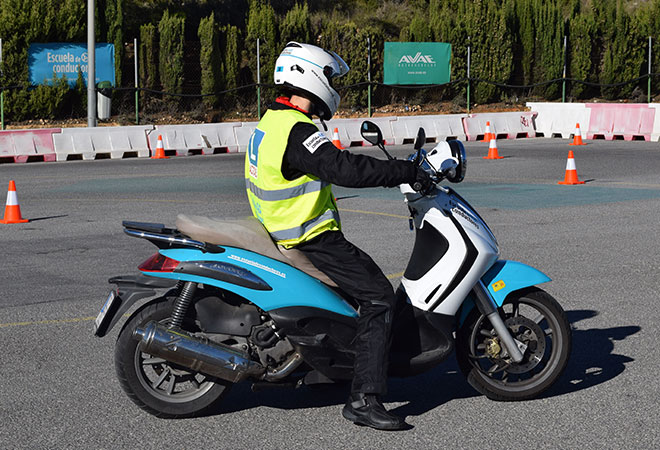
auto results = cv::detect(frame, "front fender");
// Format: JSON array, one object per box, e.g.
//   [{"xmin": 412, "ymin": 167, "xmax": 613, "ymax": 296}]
[
  {"xmin": 458, "ymin": 260, "xmax": 551, "ymax": 327},
  {"xmin": 481, "ymin": 260, "xmax": 551, "ymax": 307}
]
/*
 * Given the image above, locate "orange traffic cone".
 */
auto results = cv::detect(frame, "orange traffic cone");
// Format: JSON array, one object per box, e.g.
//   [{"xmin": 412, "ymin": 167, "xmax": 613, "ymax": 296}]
[
  {"xmin": 332, "ymin": 127, "xmax": 345, "ymax": 150},
  {"xmin": 483, "ymin": 136, "xmax": 504, "ymax": 160},
  {"xmin": 569, "ymin": 123, "xmax": 586, "ymax": 146},
  {"xmin": 151, "ymin": 135, "xmax": 169, "ymax": 159},
  {"xmin": 558, "ymin": 150, "xmax": 585, "ymax": 185},
  {"xmin": 0, "ymin": 180, "xmax": 29, "ymax": 224},
  {"xmin": 481, "ymin": 121, "xmax": 494, "ymax": 142}
]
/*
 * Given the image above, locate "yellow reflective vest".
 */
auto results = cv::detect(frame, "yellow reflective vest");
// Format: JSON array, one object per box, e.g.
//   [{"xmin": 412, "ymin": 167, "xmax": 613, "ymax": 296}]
[{"xmin": 245, "ymin": 108, "xmax": 340, "ymax": 248}]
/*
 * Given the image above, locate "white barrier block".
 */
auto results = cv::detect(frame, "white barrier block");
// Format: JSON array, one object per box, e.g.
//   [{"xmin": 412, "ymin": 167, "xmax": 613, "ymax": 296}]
[
  {"xmin": 526, "ymin": 102, "xmax": 591, "ymax": 139},
  {"xmin": 463, "ymin": 112, "xmax": 536, "ymax": 141},
  {"xmin": 236, "ymin": 122, "xmax": 258, "ymax": 153},
  {"xmin": 322, "ymin": 117, "xmax": 398, "ymax": 147},
  {"xmin": 151, "ymin": 123, "xmax": 241, "ymax": 156},
  {"xmin": 392, "ymin": 115, "xmax": 466, "ymax": 144},
  {"xmin": 53, "ymin": 126, "xmax": 153, "ymax": 161},
  {"xmin": 647, "ymin": 104, "xmax": 660, "ymax": 142}
]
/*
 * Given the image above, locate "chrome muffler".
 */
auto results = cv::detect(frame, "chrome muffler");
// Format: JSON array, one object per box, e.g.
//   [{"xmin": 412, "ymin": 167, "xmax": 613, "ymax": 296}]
[{"xmin": 133, "ymin": 321, "xmax": 265, "ymax": 383}]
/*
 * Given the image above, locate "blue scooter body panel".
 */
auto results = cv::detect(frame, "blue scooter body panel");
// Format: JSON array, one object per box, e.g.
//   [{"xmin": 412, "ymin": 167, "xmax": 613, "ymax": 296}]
[
  {"xmin": 142, "ymin": 247, "xmax": 358, "ymax": 318},
  {"xmin": 481, "ymin": 259, "xmax": 552, "ymax": 306},
  {"xmin": 458, "ymin": 260, "xmax": 551, "ymax": 326}
]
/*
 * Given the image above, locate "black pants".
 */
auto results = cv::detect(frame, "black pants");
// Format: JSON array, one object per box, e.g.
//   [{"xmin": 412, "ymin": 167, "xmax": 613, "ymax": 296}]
[{"xmin": 296, "ymin": 230, "xmax": 396, "ymax": 395}]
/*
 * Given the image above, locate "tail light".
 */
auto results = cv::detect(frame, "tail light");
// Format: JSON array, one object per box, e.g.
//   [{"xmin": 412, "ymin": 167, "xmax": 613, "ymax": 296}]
[{"xmin": 138, "ymin": 253, "xmax": 180, "ymax": 272}]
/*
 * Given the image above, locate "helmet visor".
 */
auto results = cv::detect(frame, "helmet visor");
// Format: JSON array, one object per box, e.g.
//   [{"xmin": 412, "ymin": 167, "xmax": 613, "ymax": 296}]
[{"xmin": 325, "ymin": 51, "xmax": 350, "ymax": 78}]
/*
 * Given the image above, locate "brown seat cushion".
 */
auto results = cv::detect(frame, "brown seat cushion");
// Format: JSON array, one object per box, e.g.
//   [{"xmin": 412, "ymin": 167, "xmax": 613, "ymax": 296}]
[{"xmin": 175, "ymin": 214, "xmax": 337, "ymax": 287}]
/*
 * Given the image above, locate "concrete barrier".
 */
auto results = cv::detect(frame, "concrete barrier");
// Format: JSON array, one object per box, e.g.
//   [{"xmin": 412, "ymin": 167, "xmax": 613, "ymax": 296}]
[
  {"xmin": 0, "ymin": 128, "xmax": 59, "ymax": 163},
  {"xmin": 586, "ymin": 103, "xmax": 655, "ymax": 141},
  {"xmin": 322, "ymin": 117, "xmax": 399, "ymax": 147},
  {"xmin": 649, "ymin": 104, "xmax": 660, "ymax": 142},
  {"xmin": 463, "ymin": 112, "xmax": 537, "ymax": 141},
  {"xmin": 391, "ymin": 114, "xmax": 466, "ymax": 144},
  {"xmin": 150, "ymin": 123, "xmax": 241, "ymax": 156},
  {"xmin": 235, "ymin": 122, "xmax": 258, "ymax": 153},
  {"xmin": 53, "ymin": 126, "xmax": 153, "ymax": 161},
  {"xmin": 526, "ymin": 102, "xmax": 591, "ymax": 139}
]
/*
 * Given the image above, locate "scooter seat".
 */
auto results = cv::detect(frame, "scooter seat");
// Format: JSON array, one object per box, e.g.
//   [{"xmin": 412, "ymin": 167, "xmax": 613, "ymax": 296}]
[{"xmin": 175, "ymin": 214, "xmax": 337, "ymax": 287}]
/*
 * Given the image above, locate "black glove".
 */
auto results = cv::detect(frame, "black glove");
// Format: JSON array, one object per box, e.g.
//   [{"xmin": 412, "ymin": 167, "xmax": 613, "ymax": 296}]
[{"xmin": 412, "ymin": 167, "xmax": 434, "ymax": 194}]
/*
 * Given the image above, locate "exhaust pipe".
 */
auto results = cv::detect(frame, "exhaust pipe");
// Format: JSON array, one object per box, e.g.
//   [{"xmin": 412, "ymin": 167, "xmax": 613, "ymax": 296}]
[{"xmin": 134, "ymin": 321, "xmax": 265, "ymax": 383}]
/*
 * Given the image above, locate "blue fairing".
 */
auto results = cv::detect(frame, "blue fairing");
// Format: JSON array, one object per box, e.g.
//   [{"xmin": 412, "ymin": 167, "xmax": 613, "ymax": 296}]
[
  {"xmin": 481, "ymin": 260, "xmax": 551, "ymax": 307},
  {"xmin": 458, "ymin": 260, "xmax": 551, "ymax": 326},
  {"xmin": 143, "ymin": 247, "xmax": 358, "ymax": 318}
]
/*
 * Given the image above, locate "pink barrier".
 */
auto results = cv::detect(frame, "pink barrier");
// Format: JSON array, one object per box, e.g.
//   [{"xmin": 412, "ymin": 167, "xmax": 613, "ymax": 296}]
[
  {"xmin": 586, "ymin": 104, "xmax": 655, "ymax": 141},
  {"xmin": 0, "ymin": 128, "xmax": 59, "ymax": 163}
]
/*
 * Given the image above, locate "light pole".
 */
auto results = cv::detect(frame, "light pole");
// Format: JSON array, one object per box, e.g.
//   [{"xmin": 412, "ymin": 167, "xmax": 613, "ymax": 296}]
[{"xmin": 87, "ymin": 0, "xmax": 97, "ymax": 127}]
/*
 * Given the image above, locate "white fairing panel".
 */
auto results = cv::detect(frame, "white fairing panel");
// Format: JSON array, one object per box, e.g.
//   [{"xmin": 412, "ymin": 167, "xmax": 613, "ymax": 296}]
[{"xmin": 402, "ymin": 187, "xmax": 499, "ymax": 315}]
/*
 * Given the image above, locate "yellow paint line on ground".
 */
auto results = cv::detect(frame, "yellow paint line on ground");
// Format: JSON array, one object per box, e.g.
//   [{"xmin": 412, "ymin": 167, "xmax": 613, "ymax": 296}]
[
  {"xmin": 338, "ymin": 208, "xmax": 408, "ymax": 220},
  {"xmin": 387, "ymin": 271, "xmax": 404, "ymax": 280},
  {"xmin": 0, "ymin": 316, "xmax": 97, "ymax": 328},
  {"xmin": 0, "ymin": 314, "xmax": 131, "ymax": 329},
  {"xmin": 58, "ymin": 198, "xmax": 209, "ymax": 204}
]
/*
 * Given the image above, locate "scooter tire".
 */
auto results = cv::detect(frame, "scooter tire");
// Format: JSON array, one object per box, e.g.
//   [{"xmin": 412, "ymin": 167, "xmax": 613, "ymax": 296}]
[
  {"xmin": 456, "ymin": 287, "xmax": 571, "ymax": 401},
  {"xmin": 114, "ymin": 298, "xmax": 232, "ymax": 418}
]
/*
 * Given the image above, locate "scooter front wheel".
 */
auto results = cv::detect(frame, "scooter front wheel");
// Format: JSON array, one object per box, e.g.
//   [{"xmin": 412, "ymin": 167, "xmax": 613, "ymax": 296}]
[
  {"xmin": 114, "ymin": 299, "xmax": 232, "ymax": 418},
  {"xmin": 456, "ymin": 287, "xmax": 571, "ymax": 401}
]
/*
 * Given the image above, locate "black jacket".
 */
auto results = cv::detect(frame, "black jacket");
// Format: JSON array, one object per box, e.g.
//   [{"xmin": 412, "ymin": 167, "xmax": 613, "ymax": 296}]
[{"xmin": 270, "ymin": 101, "xmax": 417, "ymax": 188}]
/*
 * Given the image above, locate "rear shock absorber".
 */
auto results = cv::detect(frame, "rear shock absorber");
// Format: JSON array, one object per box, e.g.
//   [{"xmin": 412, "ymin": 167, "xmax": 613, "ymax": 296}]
[{"xmin": 169, "ymin": 281, "xmax": 197, "ymax": 329}]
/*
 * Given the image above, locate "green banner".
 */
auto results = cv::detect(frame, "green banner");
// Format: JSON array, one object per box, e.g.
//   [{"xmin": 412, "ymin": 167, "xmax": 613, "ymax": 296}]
[{"xmin": 384, "ymin": 42, "xmax": 451, "ymax": 85}]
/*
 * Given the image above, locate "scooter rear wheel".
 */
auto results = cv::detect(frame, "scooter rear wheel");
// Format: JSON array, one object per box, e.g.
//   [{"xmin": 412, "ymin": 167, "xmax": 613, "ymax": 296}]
[
  {"xmin": 114, "ymin": 299, "xmax": 232, "ymax": 418},
  {"xmin": 456, "ymin": 287, "xmax": 571, "ymax": 401}
]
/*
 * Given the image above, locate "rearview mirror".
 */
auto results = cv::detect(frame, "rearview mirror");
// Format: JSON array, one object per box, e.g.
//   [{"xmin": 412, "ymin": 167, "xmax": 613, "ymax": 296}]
[
  {"xmin": 360, "ymin": 121, "xmax": 383, "ymax": 146},
  {"xmin": 414, "ymin": 127, "xmax": 426, "ymax": 150}
]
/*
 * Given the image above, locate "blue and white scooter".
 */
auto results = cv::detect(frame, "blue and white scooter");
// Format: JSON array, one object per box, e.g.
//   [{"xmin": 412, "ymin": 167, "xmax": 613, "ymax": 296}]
[{"xmin": 94, "ymin": 121, "xmax": 571, "ymax": 418}]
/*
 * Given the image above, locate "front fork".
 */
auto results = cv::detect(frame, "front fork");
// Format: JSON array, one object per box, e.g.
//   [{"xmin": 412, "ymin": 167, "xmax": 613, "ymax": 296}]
[{"xmin": 471, "ymin": 281, "xmax": 525, "ymax": 363}]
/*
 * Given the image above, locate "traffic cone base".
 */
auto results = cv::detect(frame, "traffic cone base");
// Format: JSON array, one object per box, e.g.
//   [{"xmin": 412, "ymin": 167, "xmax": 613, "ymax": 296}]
[
  {"xmin": 151, "ymin": 135, "xmax": 169, "ymax": 159},
  {"xmin": 332, "ymin": 127, "xmax": 345, "ymax": 150},
  {"xmin": 483, "ymin": 138, "xmax": 504, "ymax": 160},
  {"xmin": 0, "ymin": 181, "xmax": 29, "ymax": 224},
  {"xmin": 569, "ymin": 123, "xmax": 586, "ymax": 146},
  {"xmin": 558, "ymin": 150, "xmax": 585, "ymax": 185}
]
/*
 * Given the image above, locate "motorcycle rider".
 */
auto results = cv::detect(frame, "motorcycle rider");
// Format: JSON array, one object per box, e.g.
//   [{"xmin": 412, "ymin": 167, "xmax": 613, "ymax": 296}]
[{"xmin": 245, "ymin": 42, "xmax": 431, "ymax": 431}]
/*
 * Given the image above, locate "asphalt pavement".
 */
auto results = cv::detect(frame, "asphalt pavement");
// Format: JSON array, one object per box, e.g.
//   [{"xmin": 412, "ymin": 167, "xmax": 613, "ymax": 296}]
[{"xmin": 1, "ymin": 137, "xmax": 659, "ymax": 449}]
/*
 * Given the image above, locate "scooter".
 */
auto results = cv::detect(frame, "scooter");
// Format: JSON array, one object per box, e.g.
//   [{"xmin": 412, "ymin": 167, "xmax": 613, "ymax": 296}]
[{"xmin": 94, "ymin": 121, "xmax": 571, "ymax": 418}]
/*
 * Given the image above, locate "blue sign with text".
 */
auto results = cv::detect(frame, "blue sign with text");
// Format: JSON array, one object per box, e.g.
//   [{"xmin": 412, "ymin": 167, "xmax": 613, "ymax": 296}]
[{"xmin": 28, "ymin": 43, "xmax": 115, "ymax": 87}]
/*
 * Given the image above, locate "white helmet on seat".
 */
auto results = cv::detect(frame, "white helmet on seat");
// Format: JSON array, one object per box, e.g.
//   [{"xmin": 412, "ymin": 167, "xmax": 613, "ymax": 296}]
[{"xmin": 274, "ymin": 42, "xmax": 349, "ymax": 120}]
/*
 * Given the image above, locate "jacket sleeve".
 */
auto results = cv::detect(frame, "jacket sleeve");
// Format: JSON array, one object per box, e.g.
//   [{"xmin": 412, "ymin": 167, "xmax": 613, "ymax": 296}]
[{"xmin": 282, "ymin": 122, "xmax": 417, "ymax": 188}]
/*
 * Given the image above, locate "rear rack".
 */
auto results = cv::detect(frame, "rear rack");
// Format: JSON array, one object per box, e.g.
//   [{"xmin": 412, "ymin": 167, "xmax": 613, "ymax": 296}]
[{"xmin": 122, "ymin": 221, "xmax": 223, "ymax": 253}]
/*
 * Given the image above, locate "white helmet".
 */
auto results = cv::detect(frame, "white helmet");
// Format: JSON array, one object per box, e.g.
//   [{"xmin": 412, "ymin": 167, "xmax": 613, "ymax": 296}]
[{"xmin": 274, "ymin": 42, "xmax": 349, "ymax": 120}]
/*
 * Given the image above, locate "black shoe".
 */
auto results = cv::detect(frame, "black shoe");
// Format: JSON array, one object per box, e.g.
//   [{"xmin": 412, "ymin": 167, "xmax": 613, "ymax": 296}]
[{"xmin": 342, "ymin": 393, "xmax": 411, "ymax": 431}]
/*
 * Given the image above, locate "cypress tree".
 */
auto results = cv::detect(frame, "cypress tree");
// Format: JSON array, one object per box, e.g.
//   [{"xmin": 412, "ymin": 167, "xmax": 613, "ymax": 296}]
[
  {"xmin": 199, "ymin": 12, "xmax": 223, "ymax": 108},
  {"xmin": 223, "ymin": 25, "xmax": 241, "ymax": 93},
  {"xmin": 139, "ymin": 23, "xmax": 158, "ymax": 91},
  {"xmin": 158, "ymin": 10, "xmax": 185, "ymax": 104},
  {"xmin": 105, "ymin": 0, "xmax": 124, "ymax": 87},
  {"xmin": 568, "ymin": 10, "xmax": 595, "ymax": 99},
  {"xmin": 279, "ymin": 2, "xmax": 311, "ymax": 49},
  {"xmin": 246, "ymin": 0, "xmax": 278, "ymax": 86}
]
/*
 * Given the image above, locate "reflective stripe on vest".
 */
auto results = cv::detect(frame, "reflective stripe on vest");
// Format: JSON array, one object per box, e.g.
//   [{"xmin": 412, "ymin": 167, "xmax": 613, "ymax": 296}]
[
  {"xmin": 268, "ymin": 209, "xmax": 340, "ymax": 241},
  {"xmin": 245, "ymin": 178, "xmax": 330, "ymax": 201}
]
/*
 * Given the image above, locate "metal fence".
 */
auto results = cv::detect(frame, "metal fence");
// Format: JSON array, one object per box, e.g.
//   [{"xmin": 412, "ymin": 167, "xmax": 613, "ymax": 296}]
[{"xmin": 1, "ymin": 37, "xmax": 659, "ymax": 129}]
